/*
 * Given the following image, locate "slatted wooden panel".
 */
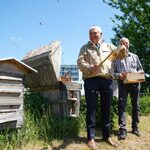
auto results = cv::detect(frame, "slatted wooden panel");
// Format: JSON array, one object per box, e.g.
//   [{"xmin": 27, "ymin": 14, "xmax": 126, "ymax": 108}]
[
  {"xmin": 60, "ymin": 82, "xmax": 81, "ymax": 117},
  {"xmin": 0, "ymin": 75, "xmax": 24, "ymax": 130},
  {"xmin": 67, "ymin": 90, "xmax": 81, "ymax": 117}
]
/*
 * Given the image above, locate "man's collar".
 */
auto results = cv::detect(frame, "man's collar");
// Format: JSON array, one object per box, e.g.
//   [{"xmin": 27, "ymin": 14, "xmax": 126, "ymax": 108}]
[
  {"xmin": 87, "ymin": 41, "xmax": 101, "ymax": 48},
  {"xmin": 127, "ymin": 51, "xmax": 131, "ymax": 57}
]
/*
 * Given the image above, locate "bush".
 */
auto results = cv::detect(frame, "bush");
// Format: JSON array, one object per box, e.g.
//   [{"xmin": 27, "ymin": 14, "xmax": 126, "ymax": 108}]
[
  {"xmin": 140, "ymin": 96, "xmax": 150, "ymax": 115},
  {"xmin": 126, "ymin": 95, "xmax": 150, "ymax": 116}
]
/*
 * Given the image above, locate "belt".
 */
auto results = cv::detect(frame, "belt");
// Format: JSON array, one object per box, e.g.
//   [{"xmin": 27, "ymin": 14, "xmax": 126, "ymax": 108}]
[{"xmin": 99, "ymin": 74, "xmax": 113, "ymax": 80}]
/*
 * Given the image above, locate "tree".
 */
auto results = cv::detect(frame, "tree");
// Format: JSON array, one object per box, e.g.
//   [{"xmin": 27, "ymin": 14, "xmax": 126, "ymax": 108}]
[{"xmin": 103, "ymin": 0, "xmax": 150, "ymax": 91}]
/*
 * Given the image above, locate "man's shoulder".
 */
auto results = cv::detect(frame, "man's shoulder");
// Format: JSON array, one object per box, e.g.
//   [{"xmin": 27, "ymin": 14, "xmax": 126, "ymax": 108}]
[
  {"xmin": 101, "ymin": 42, "xmax": 117, "ymax": 50},
  {"xmin": 101, "ymin": 42, "xmax": 109, "ymax": 46},
  {"xmin": 80, "ymin": 43, "xmax": 88, "ymax": 50},
  {"xmin": 129, "ymin": 52, "xmax": 138, "ymax": 58},
  {"xmin": 81, "ymin": 41, "xmax": 94, "ymax": 49}
]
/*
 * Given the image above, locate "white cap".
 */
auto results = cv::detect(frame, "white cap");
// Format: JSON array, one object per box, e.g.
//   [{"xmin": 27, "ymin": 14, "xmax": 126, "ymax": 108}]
[{"xmin": 89, "ymin": 25, "xmax": 102, "ymax": 33}]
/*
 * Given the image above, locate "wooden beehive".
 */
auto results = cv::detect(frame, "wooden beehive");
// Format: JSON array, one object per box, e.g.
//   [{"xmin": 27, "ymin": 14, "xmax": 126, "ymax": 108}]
[
  {"xmin": 0, "ymin": 58, "xmax": 37, "ymax": 130},
  {"xmin": 23, "ymin": 41, "xmax": 82, "ymax": 117}
]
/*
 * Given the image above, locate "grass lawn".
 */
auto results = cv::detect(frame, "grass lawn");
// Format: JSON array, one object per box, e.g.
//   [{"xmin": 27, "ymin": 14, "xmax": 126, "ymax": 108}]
[{"xmin": 22, "ymin": 115, "xmax": 150, "ymax": 150}]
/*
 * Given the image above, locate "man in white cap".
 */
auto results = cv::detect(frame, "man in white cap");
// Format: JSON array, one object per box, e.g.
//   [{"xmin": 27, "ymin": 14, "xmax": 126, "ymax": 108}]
[{"xmin": 77, "ymin": 25, "xmax": 126, "ymax": 149}]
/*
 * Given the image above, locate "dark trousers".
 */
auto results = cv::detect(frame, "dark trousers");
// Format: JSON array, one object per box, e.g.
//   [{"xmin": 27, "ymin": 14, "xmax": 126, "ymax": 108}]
[
  {"xmin": 84, "ymin": 77, "xmax": 113, "ymax": 140},
  {"xmin": 118, "ymin": 80, "xmax": 140, "ymax": 131}
]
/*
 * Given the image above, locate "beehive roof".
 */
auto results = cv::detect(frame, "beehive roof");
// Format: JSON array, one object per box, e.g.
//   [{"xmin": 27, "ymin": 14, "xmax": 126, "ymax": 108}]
[{"xmin": 0, "ymin": 57, "xmax": 37, "ymax": 73}]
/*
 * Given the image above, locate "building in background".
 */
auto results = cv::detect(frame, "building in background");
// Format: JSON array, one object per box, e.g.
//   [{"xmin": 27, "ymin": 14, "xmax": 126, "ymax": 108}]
[{"xmin": 60, "ymin": 65, "xmax": 79, "ymax": 81}]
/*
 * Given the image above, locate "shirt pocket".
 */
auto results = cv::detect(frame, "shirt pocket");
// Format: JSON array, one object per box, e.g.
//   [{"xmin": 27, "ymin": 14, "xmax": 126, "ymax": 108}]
[
  {"xmin": 130, "ymin": 60, "xmax": 136, "ymax": 69},
  {"xmin": 86, "ymin": 49, "xmax": 100, "ymax": 64}
]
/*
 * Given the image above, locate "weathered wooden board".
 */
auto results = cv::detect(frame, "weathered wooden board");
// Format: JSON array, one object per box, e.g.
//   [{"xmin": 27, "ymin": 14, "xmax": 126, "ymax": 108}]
[
  {"xmin": 0, "ymin": 110, "xmax": 23, "ymax": 124},
  {"xmin": 0, "ymin": 98, "xmax": 22, "ymax": 105},
  {"xmin": 60, "ymin": 81, "xmax": 82, "ymax": 91},
  {"xmin": 0, "ymin": 109, "xmax": 20, "ymax": 113},
  {"xmin": 0, "ymin": 105, "xmax": 20, "ymax": 110},
  {"xmin": 67, "ymin": 90, "xmax": 80, "ymax": 117},
  {"xmin": 23, "ymin": 41, "xmax": 62, "ymax": 88},
  {"xmin": 0, "ymin": 58, "xmax": 37, "ymax": 74},
  {"xmin": 0, "ymin": 121, "xmax": 22, "ymax": 129},
  {"xmin": 0, "ymin": 75, "xmax": 22, "ymax": 81},
  {"xmin": 0, "ymin": 88, "xmax": 23, "ymax": 93}
]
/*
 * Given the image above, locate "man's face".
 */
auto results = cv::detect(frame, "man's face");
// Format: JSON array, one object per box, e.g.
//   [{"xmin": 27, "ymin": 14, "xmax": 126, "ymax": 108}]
[
  {"xmin": 89, "ymin": 29, "xmax": 102, "ymax": 44},
  {"xmin": 120, "ymin": 39, "xmax": 129, "ymax": 49}
]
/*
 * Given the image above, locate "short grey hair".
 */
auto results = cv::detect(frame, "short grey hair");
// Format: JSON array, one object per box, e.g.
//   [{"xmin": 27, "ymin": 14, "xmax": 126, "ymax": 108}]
[
  {"xmin": 119, "ymin": 37, "xmax": 129, "ymax": 44},
  {"xmin": 89, "ymin": 25, "xmax": 102, "ymax": 33}
]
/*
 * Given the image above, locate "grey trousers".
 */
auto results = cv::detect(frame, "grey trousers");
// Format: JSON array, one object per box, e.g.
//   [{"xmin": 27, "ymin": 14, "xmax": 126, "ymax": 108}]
[{"xmin": 118, "ymin": 80, "xmax": 141, "ymax": 130}]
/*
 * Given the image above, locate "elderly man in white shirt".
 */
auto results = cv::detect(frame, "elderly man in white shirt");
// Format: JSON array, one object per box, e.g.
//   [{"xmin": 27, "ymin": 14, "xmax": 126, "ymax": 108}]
[{"xmin": 77, "ymin": 25, "xmax": 126, "ymax": 149}]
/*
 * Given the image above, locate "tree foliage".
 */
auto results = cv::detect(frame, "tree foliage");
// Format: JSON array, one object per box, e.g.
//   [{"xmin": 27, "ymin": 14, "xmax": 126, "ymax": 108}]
[{"xmin": 102, "ymin": 0, "xmax": 150, "ymax": 89}]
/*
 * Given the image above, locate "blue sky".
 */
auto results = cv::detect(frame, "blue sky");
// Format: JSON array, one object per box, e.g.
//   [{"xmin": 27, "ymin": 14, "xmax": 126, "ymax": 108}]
[{"xmin": 0, "ymin": 0, "xmax": 120, "ymax": 64}]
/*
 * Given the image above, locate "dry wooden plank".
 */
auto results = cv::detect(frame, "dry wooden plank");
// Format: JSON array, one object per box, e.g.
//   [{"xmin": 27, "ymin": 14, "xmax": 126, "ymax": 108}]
[
  {"xmin": 0, "ymin": 111, "xmax": 23, "ymax": 123},
  {"xmin": 0, "ymin": 58, "xmax": 37, "ymax": 73},
  {"xmin": 0, "ymin": 109, "xmax": 21, "ymax": 113},
  {"xmin": 68, "ymin": 91, "xmax": 80, "ymax": 117},
  {"xmin": 0, "ymin": 76, "xmax": 22, "ymax": 81},
  {"xmin": 0, "ymin": 96, "xmax": 23, "ymax": 100},
  {"xmin": 75, "ymin": 91, "xmax": 80, "ymax": 117},
  {"xmin": 68, "ymin": 98, "xmax": 77, "ymax": 101},
  {"xmin": 0, "ymin": 120, "xmax": 23, "ymax": 130},
  {"xmin": 0, "ymin": 71, "xmax": 24, "ymax": 78},
  {"xmin": 0, "ymin": 98, "xmax": 22, "ymax": 105},
  {"xmin": 0, "ymin": 82, "xmax": 24, "ymax": 90},
  {"xmin": 0, "ymin": 62, "xmax": 24, "ymax": 75},
  {"xmin": 0, "ymin": 93, "xmax": 22, "ymax": 97},
  {"xmin": 0, "ymin": 80, "xmax": 22, "ymax": 85},
  {"xmin": 69, "ymin": 114, "xmax": 77, "ymax": 117},
  {"xmin": 0, "ymin": 84, "xmax": 23, "ymax": 89},
  {"xmin": 60, "ymin": 82, "xmax": 82, "ymax": 91},
  {"xmin": 0, "ymin": 105, "xmax": 20, "ymax": 110},
  {"xmin": 0, "ymin": 88, "xmax": 23, "ymax": 93}
]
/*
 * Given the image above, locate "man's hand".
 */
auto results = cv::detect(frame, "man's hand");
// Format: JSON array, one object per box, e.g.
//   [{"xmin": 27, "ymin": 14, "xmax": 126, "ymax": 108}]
[
  {"xmin": 119, "ymin": 72, "xmax": 127, "ymax": 80},
  {"xmin": 116, "ymin": 44, "xmax": 128, "ymax": 60},
  {"xmin": 91, "ymin": 64, "xmax": 99, "ymax": 73},
  {"xmin": 120, "ymin": 44, "xmax": 126, "ymax": 51}
]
